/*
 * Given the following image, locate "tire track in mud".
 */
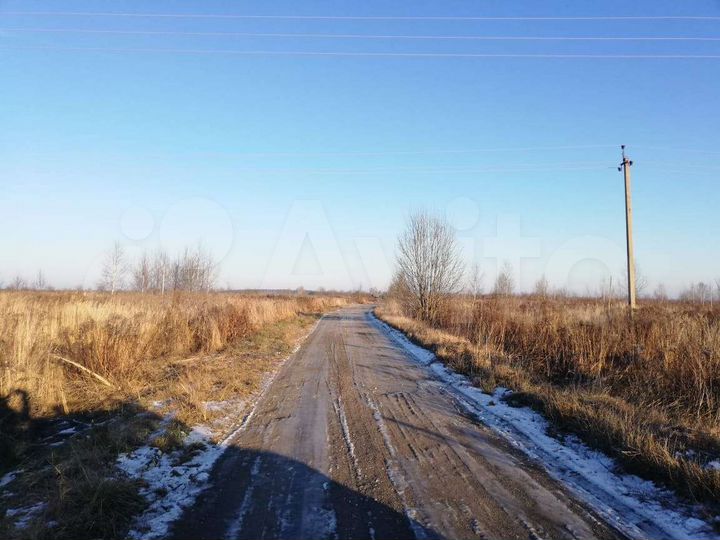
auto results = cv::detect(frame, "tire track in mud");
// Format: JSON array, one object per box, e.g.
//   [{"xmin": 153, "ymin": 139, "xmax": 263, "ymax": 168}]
[
  {"xmin": 347, "ymin": 308, "xmax": 620, "ymax": 540},
  {"xmin": 171, "ymin": 307, "xmax": 625, "ymax": 540},
  {"xmin": 325, "ymin": 325, "xmax": 416, "ymax": 540}
]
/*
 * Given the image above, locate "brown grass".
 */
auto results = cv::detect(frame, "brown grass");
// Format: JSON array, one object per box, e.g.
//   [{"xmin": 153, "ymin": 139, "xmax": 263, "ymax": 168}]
[
  {"xmin": 7, "ymin": 409, "xmax": 157, "ymax": 539},
  {"xmin": 0, "ymin": 290, "xmax": 349, "ymax": 419},
  {"xmin": 377, "ymin": 296, "xmax": 720, "ymax": 504},
  {"xmin": 0, "ymin": 290, "xmax": 352, "ymax": 538}
]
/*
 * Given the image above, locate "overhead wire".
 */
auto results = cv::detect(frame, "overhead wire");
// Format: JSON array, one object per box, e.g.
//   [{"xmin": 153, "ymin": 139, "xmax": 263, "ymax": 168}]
[
  {"xmin": 2, "ymin": 12, "xmax": 720, "ymax": 21},
  {"xmin": 2, "ymin": 28, "xmax": 720, "ymax": 41},
  {"xmin": 2, "ymin": 46, "xmax": 719, "ymax": 59}
]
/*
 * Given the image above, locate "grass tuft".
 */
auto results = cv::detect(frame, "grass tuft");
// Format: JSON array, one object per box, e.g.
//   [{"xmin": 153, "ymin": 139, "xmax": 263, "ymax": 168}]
[{"xmin": 150, "ymin": 420, "xmax": 187, "ymax": 454}]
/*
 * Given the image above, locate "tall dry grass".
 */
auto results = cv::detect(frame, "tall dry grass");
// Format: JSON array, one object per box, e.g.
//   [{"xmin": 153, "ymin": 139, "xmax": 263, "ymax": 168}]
[
  {"xmin": 0, "ymin": 291, "xmax": 352, "ymax": 538},
  {"xmin": 0, "ymin": 291, "xmax": 348, "ymax": 416},
  {"xmin": 378, "ymin": 296, "xmax": 720, "ymax": 504},
  {"xmin": 439, "ymin": 297, "xmax": 720, "ymax": 422}
]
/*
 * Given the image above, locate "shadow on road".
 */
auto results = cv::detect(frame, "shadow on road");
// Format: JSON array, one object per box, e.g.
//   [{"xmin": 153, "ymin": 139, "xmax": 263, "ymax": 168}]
[
  {"xmin": 171, "ymin": 443, "xmax": 441, "ymax": 540},
  {"xmin": 1, "ymin": 391, "xmax": 440, "ymax": 539}
]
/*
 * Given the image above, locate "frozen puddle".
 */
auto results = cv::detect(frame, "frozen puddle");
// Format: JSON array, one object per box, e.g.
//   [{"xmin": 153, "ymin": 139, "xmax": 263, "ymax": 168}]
[{"xmin": 370, "ymin": 312, "xmax": 719, "ymax": 540}]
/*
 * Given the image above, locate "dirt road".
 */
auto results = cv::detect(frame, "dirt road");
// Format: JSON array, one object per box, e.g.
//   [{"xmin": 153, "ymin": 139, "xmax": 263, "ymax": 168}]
[{"xmin": 171, "ymin": 306, "xmax": 622, "ymax": 540}]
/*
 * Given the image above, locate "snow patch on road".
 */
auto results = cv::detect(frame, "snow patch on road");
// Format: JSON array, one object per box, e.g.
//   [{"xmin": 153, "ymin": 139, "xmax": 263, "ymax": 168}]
[
  {"xmin": 303, "ymin": 506, "xmax": 337, "ymax": 540},
  {"xmin": 370, "ymin": 312, "xmax": 719, "ymax": 540},
  {"xmin": 6, "ymin": 502, "xmax": 46, "ymax": 529},
  {"xmin": 0, "ymin": 470, "xmax": 18, "ymax": 489},
  {"xmin": 224, "ymin": 455, "xmax": 263, "ymax": 540},
  {"xmin": 117, "ymin": 315, "xmax": 325, "ymax": 540}
]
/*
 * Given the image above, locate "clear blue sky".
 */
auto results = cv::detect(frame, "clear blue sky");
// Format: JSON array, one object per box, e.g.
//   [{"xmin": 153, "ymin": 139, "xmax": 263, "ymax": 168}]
[{"xmin": 1, "ymin": 0, "xmax": 719, "ymax": 294}]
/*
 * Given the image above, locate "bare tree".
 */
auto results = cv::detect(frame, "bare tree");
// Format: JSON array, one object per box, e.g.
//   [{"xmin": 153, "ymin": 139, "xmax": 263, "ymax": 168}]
[
  {"xmin": 150, "ymin": 250, "xmax": 171, "ymax": 295},
  {"xmin": 534, "ymin": 274, "xmax": 549, "ymax": 298},
  {"xmin": 635, "ymin": 264, "xmax": 649, "ymax": 298},
  {"xmin": 170, "ymin": 245, "xmax": 217, "ymax": 292},
  {"xmin": 101, "ymin": 241, "xmax": 128, "ymax": 295},
  {"xmin": 387, "ymin": 269, "xmax": 412, "ymax": 307},
  {"xmin": 128, "ymin": 247, "xmax": 216, "ymax": 294},
  {"xmin": 599, "ymin": 275, "xmax": 616, "ymax": 301},
  {"xmin": 396, "ymin": 211, "xmax": 464, "ymax": 321},
  {"xmin": 33, "ymin": 270, "xmax": 47, "ymax": 290},
  {"xmin": 698, "ymin": 282, "xmax": 712, "ymax": 304},
  {"xmin": 467, "ymin": 262, "xmax": 485, "ymax": 301},
  {"xmin": 653, "ymin": 283, "xmax": 668, "ymax": 302},
  {"xmin": 494, "ymin": 261, "xmax": 515, "ymax": 297},
  {"xmin": 681, "ymin": 281, "xmax": 713, "ymax": 304},
  {"xmin": 133, "ymin": 252, "xmax": 151, "ymax": 292},
  {"xmin": 680, "ymin": 283, "xmax": 695, "ymax": 302},
  {"xmin": 8, "ymin": 276, "xmax": 26, "ymax": 290}
]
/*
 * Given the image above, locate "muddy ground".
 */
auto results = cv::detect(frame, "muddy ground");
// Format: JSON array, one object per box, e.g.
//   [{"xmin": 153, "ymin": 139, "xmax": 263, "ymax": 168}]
[{"xmin": 171, "ymin": 306, "xmax": 622, "ymax": 540}]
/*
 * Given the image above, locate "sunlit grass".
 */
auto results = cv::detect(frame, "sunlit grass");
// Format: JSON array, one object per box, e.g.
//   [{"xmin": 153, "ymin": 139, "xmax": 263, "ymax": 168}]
[{"xmin": 377, "ymin": 296, "xmax": 720, "ymax": 503}]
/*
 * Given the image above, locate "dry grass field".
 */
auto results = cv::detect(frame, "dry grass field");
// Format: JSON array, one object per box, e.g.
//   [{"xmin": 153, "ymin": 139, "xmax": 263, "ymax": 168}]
[
  {"xmin": 0, "ymin": 290, "xmax": 349, "ymax": 419},
  {"xmin": 0, "ymin": 291, "xmax": 351, "ymax": 538},
  {"xmin": 376, "ymin": 296, "xmax": 720, "ymax": 505},
  {"xmin": 3, "ymin": 286, "xmax": 719, "ymax": 536}
]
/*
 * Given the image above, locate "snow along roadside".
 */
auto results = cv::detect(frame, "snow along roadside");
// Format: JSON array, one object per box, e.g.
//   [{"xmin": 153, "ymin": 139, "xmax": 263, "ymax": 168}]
[
  {"xmin": 369, "ymin": 311, "xmax": 719, "ymax": 540},
  {"xmin": 117, "ymin": 315, "xmax": 325, "ymax": 540}
]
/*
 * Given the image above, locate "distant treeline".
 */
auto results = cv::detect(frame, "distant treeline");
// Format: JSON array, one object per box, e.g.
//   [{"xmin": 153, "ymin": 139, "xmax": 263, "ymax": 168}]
[{"xmin": 99, "ymin": 243, "xmax": 216, "ymax": 294}]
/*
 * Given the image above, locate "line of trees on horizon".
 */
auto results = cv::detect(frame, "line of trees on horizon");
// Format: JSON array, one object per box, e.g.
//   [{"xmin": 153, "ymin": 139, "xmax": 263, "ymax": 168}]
[
  {"xmin": 0, "ymin": 243, "xmax": 218, "ymax": 294},
  {"xmin": 1, "ymin": 224, "xmax": 719, "ymax": 303},
  {"xmin": 98, "ymin": 242, "xmax": 217, "ymax": 294},
  {"xmin": 389, "ymin": 210, "xmax": 720, "ymax": 321}
]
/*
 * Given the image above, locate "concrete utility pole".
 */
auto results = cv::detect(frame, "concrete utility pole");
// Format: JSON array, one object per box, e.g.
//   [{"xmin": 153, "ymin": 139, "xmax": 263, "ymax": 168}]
[{"xmin": 618, "ymin": 145, "xmax": 637, "ymax": 310}]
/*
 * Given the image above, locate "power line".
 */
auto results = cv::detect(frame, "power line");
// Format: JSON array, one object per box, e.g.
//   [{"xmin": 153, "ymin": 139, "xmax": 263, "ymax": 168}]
[
  {"xmin": 1, "ymin": 144, "xmax": 619, "ymax": 161},
  {"xmin": 3, "ymin": 28, "xmax": 720, "ymax": 41},
  {"xmin": 211, "ymin": 164, "xmax": 614, "ymax": 174},
  {"xmin": 634, "ymin": 145, "xmax": 720, "ymax": 156},
  {"xmin": 2, "ymin": 12, "xmax": 720, "ymax": 21},
  {"xmin": 2, "ymin": 45, "xmax": 719, "ymax": 58},
  {"xmin": 642, "ymin": 167, "xmax": 720, "ymax": 176},
  {"xmin": 22, "ymin": 144, "xmax": 719, "ymax": 159},
  {"xmin": 644, "ymin": 161, "xmax": 720, "ymax": 171},
  {"xmin": 225, "ymin": 163, "xmax": 719, "ymax": 174},
  {"xmin": 163, "ymin": 144, "xmax": 618, "ymax": 157}
]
